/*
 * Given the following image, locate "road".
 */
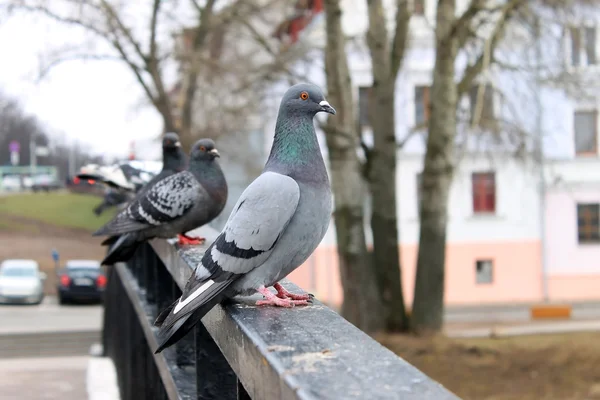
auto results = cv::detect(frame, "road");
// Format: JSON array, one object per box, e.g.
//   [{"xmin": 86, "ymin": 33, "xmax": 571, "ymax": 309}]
[
  {"xmin": 0, "ymin": 296, "xmax": 103, "ymax": 400},
  {"xmin": 0, "ymin": 296, "xmax": 102, "ymax": 335}
]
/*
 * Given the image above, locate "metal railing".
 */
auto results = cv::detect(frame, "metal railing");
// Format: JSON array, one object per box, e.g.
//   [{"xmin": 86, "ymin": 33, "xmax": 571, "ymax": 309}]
[{"xmin": 102, "ymin": 226, "xmax": 460, "ymax": 400}]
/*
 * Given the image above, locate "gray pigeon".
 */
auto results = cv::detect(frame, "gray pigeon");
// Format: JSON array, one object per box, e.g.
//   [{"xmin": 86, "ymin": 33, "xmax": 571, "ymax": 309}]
[
  {"xmin": 93, "ymin": 139, "xmax": 228, "ymax": 253},
  {"xmin": 99, "ymin": 133, "xmax": 189, "ymax": 264},
  {"xmin": 153, "ymin": 83, "xmax": 335, "ymax": 353}
]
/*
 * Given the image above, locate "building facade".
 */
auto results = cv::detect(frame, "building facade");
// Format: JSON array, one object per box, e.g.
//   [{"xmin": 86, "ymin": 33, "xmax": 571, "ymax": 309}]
[{"xmin": 274, "ymin": 1, "xmax": 600, "ymax": 308}]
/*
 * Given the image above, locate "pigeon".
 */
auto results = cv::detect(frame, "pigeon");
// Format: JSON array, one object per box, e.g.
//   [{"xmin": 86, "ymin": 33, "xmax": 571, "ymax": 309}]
[
  {"xmin": 99, "ymin": 133, "xmax": 188, "ymax": 260},
  {"xmin": 94, "ymin": 138, "xmax": 228, "ymax": 265},
  {"xmin": 153, "ymin": 83, "xmax": 335, "ymax": 353}
]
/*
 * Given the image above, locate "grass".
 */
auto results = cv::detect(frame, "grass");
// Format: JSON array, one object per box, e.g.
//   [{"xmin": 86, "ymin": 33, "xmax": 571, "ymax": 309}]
[
  {"xmin": 0, "ymin": 192, "xmax": 114, "ymax": 232},
  {"xmin": 378, "ymin": 332, "xmax": 600, "ymax": 400}
]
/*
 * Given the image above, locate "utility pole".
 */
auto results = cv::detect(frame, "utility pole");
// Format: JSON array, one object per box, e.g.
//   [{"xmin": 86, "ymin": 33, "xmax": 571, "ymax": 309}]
[
  {"xmin": 29, "ymin": 134, "xmax": 37, "ymax": 177},
  {"xmin": 535, "ymin": 16, "xmax": 548, "ymax": 302},
  {"xmin": 69, "ymin": 140, "xmax": 76, "ymax": 177}
]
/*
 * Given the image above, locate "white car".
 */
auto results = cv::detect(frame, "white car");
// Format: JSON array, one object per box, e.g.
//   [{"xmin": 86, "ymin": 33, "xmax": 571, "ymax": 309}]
[
  {"xmin": 0, "ymin": 260, "xmax": 46, "ymax": 305},
  {"xmin": 1, "ymin": 176, "xmax": 22, "ymax": 191}
]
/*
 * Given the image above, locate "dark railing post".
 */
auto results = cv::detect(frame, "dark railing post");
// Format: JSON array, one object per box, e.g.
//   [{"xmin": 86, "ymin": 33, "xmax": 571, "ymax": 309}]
[
  {"xmin": 237, "ymin": 381, "xmax": 251, "ymax": 400},
  {"xmin": 145, "ymin": 244, "xmax": 157, "ymax": 305},
  {"xmin": 138, "ymin": 244, "xmax": 148, "ymax": 295},
  {"xmin": 156, "ymin": 260, "xmax": 173, "ymax": 316},
  {"xmin": 195, "ymin": 323, "xmax": 237, "ymax": 400}
]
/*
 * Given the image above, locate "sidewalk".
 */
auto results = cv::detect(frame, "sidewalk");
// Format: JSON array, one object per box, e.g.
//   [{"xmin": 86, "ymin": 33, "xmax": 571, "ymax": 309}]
[{"xmin": 445, "ymin": 316, "xmax": 600, "ymax": 338}]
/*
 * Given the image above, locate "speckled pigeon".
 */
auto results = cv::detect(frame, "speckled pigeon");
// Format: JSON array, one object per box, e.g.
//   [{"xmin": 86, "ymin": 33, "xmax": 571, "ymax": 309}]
[
  {"xmin": 100, "ymin": 133, "xmax": 188, "ymax": 253},
  {"xmin": 153, "ymin": 83, "xmax": 335, "ymax": 353},
  {"xmin": 93, "ymin": 139, "xmax": 228, "ymax": 265},
  {"xmin": 99, "ymin": 133, "xmax": 187, "ymax": 253}
]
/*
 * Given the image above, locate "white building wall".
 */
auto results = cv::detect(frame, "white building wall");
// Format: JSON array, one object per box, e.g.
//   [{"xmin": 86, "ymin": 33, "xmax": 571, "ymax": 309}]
[{"xmin": 268, "ymin": 2, "xmax": 600, "ymax": 252}]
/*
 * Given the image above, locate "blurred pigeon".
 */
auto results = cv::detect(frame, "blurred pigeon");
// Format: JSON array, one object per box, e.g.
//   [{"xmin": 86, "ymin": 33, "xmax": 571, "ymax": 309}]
[
  {"xmin": 153, "ymin": 83, "xmax": 335, "ymax": 353},
  {"xmin": 99, "ymin": 133, "xmax": 188, "ymax": 259},
  {"xmin": 94, "ymin": 139, "xmax": 227, "ymax": 265}
]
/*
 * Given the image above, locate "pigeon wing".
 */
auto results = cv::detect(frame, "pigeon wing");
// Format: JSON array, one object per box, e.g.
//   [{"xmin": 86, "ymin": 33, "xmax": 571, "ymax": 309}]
[
  {"xmin": 93, "ymin": 171, "xmax": 199, "ymax": 236},
  {"xmin": 154, "ymin": 172, "xmax": 300, "ymax": 351}
]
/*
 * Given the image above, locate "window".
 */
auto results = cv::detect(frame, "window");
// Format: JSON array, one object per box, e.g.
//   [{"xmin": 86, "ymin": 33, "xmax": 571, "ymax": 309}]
[
  {"xmin": 358, "ymin": 86, "xmax": 372, "ymax": 128},
  {"xmin": 414, "ymin": 0, "xmax": 425, "ymax": 15},
  {"xmin": 577, "ymin": 203, "xmax": 600, "ymax": 243},
  {"xmin": 570, "ymin": 26, "xmax": 597, "ymax": 66},
  {"xmin": 574, "ymin": 111, "xmax": 597, "ymax": 155},
  {"xmin": 414, "ymin": 86, "xmax": 430, "ymax": 126},
  {"xmin": 469, "ymin": 84, "xmax": 495, "ymax": 125},
  {"xmin": 475, "ymin": 260, "xmax": 494, "ymax": 284},
  {"xmin": 472, "ymin": 172, "xmax": 496, "ymax": 214}
]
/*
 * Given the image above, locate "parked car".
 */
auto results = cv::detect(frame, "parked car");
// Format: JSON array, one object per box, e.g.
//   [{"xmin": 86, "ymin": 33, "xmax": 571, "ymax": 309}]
[
  {"xmin": 0, "ymin": 260, "xmax": 46, "ymax": 305},
  {"xmin": 57, "ymin": 260, "xmax": 106, "ymax": 304},
  {"xmin": 31, "ymin": 175, "xmax": 62, "ymax": 192},
  {"xmin": 1, "ymin": 175, "xmax": 22, "ymax": 191}
]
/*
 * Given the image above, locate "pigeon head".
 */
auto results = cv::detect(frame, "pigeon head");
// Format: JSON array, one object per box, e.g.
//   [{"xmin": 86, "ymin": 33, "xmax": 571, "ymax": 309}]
[
  {"xmin": 162, "ymin": 132, "xmax": 181, "ymax": 151},
  {"xmin": 280, "ymin": 83, "xmax": 336, "ymax": 117},
  {"xmin": 190, "ymin": 139, "xmax": 220, "ymax": 161}
]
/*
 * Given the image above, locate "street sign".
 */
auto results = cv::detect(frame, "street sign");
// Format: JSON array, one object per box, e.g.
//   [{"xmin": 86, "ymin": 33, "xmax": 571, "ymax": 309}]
[
  {"xmin": 10, "ymin": 152, "xmax": 19, "ymax": 166},
  {"xmin": 8, "ymin": 141, "xmax": 19, "ymax": 153}
]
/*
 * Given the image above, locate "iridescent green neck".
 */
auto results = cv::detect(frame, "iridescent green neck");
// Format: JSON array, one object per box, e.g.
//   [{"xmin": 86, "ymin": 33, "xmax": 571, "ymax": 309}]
[{"xmin": 264, "ymin": 109, "xmax": 328, "ymax": 184}]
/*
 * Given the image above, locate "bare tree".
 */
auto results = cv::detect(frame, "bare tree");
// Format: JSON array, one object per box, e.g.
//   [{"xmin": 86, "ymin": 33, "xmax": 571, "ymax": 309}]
[
  {"xmin": 322, "ymin": 0, "xmax": 383, "ymax": 331},
  {"xmin": 3, "ymin": 0, "xmax": 305, "ymax": 150},
  {"xmin": 412, "ymin": 0, "xmax": 547, "ymax": 333},
  {"xmin": 364, "ymin": 0, "xmax": 412, "ymax": 332}
]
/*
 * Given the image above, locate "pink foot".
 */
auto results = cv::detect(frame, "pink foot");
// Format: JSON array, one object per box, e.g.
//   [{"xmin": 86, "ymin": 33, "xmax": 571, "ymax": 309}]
[
  {"xmin": 256, "ymin": 286, "xmax": 309, "ymax": 307},
  {"xmin": 274, "ymin": 283, "xmax": 311, "ymax": 301},
  {"xmin": 177, "ymin": 234, "xmax": 206, "ymax": 245}
]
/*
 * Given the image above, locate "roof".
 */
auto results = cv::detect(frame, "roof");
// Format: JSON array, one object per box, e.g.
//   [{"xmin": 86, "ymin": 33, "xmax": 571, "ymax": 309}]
[
  {"xmin": 65, "ymin": 260, "xmax": 101, "ymax": 269},
  {"xmin": 0, "ymin": 259, "xmax": 39, "ymax": 269}
]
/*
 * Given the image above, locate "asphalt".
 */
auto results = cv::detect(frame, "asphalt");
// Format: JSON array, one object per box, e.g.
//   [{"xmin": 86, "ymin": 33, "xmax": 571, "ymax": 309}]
[{"xmin": 0, "ymin": 296, "xmax": 102, "ymax": 335}]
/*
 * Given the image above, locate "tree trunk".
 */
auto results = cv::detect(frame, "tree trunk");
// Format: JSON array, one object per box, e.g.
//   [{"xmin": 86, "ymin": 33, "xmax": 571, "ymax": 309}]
[
  {"xmin": 368, "ymin": 83, "xmax": 408, "ymax": 332},
  {"xmin": 366, "ymin": 0, "xmax": 409, "ymax": 332},
  {"xmin": 323, "ymin": 0, "xmax": 384, "ymax": 332},
  {"xmin": 411, "ymin": 0, "xmax": 458, "ymax": 334}
]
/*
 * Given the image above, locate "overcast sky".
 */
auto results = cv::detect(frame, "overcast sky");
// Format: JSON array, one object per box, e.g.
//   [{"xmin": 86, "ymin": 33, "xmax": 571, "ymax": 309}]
[{"xmin": 0, "ymin": 12, "xmax": 162, "ymax": 160}]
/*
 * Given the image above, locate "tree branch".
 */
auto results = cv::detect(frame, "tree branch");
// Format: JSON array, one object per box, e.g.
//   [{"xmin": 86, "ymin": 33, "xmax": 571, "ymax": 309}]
[
  {"xmin": 99, "ymin": 0, "xmax": 147, "ymax": 63},
  {"xmin": 148, "ymin": 0, "xmax": 161, "ymax": 62},
  {"xmin": 36, "ymin": 53, "xmax": 133, "ymax": 82},
  {"xmin": 457, "ymin": 0, "xmax": 524, "ymax": 97},
  {"xmin": 390, "ymin": 0, "xmax": 411, "ymax": 77}
]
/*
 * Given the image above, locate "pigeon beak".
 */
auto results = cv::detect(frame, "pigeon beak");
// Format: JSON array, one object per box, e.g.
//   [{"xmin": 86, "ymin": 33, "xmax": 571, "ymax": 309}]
[
  {"xmin": 175, "ymin": 141, "xmax": 181, "ymax": 147},
  {"xmin": 209, "ymin": 149, "xmax": 220, "ymax": 158},
  {"xmin": 319, "ymin": 100, "xmax": 336, "ymax": 115}
]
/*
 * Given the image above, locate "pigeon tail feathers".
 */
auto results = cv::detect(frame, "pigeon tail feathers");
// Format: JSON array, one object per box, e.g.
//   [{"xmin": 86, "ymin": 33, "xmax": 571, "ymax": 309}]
[{"xmin": 153, "ymin": 278, "xmax": 234, "ymax": 353}]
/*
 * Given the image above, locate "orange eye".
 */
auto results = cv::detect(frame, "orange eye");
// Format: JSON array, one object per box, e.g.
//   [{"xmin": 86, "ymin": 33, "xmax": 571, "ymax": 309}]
[
  {"xmin": 200, "ymin": 146, "xmax": 206, "ymax": 151},
  {"xmin": 300, "ymin": 92, "xmax": 309, "ymax": 100}
]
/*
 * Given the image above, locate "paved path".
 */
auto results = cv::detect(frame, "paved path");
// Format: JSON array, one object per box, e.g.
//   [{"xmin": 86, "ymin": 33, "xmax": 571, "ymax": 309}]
[
  {"xmin": 0, "ymin": 356, "xmax": 88, "ymax": 400},
  {"xmin": 0, "ymin": 296, "xmax": 102, "ymax": 335}
]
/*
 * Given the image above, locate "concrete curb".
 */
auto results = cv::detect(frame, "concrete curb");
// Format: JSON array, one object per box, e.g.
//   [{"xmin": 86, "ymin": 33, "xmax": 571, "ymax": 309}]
[
  {"xmin": 446, "ymin": 319, "xmax": 600, "ymax": 339},
  {"xmin": 86, "ymin": 344, "xmax": 120, "ymax": 400}
]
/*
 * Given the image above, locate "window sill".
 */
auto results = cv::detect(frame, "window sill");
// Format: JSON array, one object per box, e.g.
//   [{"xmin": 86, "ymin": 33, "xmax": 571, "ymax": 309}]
[
  {"xmin": 578, "ymin": 242, "xmax": 600, "ymax": 246},
  {"xmin": 468, "ymin": 213, "xmax": 504, "ymax": 221}
]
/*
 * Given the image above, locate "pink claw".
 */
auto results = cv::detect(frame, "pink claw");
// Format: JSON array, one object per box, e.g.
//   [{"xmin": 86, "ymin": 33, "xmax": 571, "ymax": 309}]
[
  {"xmin": 274, "ymin": 283, "xmax": 311, "ymax": 301},
  {"xmin": 256, "ymin": 286, "xmax": 309, "ymax": 307}
]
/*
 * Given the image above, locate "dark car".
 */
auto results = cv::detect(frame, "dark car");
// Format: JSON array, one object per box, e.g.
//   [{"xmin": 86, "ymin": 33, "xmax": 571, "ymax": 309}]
[{"xmin": 57, "ymin": 260, "xmax": 106, "ymax": 304}]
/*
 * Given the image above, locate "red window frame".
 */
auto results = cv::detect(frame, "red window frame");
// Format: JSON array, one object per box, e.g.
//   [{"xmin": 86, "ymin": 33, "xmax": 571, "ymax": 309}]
[{"xmin": 472, "ymin": 172, "xmax": 496, "ymax": 213}]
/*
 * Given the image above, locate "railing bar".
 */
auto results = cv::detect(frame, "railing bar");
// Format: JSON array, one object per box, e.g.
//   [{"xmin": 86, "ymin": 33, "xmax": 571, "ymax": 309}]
[{"xmin": 113, "ymin": 262, "xmax": 182, "ymax": 400}]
